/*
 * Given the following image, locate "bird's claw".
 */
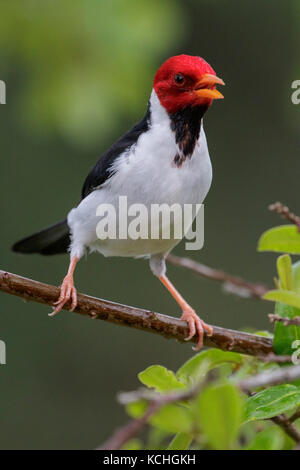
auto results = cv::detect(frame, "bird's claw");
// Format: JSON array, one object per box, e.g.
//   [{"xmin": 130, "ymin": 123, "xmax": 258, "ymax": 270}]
[
  {"xmin": 180, "ymin": 309, "xmax": 213, "ymax": 351},
  {"xmin": 49, "ymin": 275, "xmax": 77, "ymax": 317}
]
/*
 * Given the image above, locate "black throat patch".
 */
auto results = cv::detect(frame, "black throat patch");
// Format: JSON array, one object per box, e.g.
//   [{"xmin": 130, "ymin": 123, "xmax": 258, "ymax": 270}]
[{"xmin": 170, "ymin": 105, "xmax": 209, "ymax": 167}]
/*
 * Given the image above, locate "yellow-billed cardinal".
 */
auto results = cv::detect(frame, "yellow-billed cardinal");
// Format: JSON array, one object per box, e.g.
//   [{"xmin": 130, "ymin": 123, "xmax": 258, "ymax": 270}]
[{"xmin": 13, "ymin": 55, "xmax": 224, "ymax": 350}]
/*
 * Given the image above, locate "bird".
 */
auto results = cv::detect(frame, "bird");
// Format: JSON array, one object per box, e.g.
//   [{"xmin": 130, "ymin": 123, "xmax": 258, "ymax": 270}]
[{"xmin": 12, "ymin": 54, "xmax": 224, "ymax": 350}]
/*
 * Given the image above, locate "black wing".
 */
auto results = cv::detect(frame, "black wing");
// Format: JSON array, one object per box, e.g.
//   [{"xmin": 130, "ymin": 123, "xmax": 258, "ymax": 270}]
[
  {"xmin": 12, "ymin": 104, "xmax": 151, "ymax": 256},
  {"xmin": 81, "ymin": 103, "xmax": 151, "ymax": 200}
]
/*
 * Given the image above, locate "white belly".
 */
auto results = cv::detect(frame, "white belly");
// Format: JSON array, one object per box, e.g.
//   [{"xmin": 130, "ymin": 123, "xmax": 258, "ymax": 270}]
[{"xmin": 68, "ymin": 94, "xmax": 212, "ymax": 259}]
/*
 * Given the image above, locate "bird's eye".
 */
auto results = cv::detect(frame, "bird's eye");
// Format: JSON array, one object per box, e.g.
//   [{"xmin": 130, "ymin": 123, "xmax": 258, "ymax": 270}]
[{"xmin": 174, "ymin": 73, "xmax": 185, "ymax": 85}]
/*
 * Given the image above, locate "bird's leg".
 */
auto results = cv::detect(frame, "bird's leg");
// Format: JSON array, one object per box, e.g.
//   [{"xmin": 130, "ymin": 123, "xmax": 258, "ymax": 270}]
[
  {"xmin": 49, "ymin": 256, "xmax": 79, "ymax": 317},
  {"xmin": 159, "ymin": 275, "xmax": 213, "ymax": 350}
]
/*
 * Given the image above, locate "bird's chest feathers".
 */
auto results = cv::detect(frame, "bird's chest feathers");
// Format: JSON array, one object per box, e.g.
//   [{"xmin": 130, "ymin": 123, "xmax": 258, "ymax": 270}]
[{"xmin": 110, "ymin": 113, "xmax": 212, "ymax": 206}]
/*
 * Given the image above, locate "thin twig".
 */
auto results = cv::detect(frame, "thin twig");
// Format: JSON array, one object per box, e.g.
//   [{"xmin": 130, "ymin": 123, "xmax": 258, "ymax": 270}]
[
  {"xmin": 239, "ymin": 364, "xmax": 300, "ymax": 391},
  {"xmin": 269, "ymin": 313, "xmax": 300, "ymax": 327},
  {"xmin": 256, "ymin": 352, "xmax": 292, "ymax": 364},
  {"xmin": 167, "ymin": 254, "xmax": 269, "ymax": 299},
  {"xmin": 97, "ymin": 401, "xmax": 160, "ymax": 451},
  {"xmin": 269, "ymin": 202, "xmax": 300, "ymax": 232},
  {"xmin": 0, "ymin": 270, "xmax": 273, "ymax": 356},
  {"xmin": 117, "ymin": 388, "xmax": 165, "ymax": 405}
]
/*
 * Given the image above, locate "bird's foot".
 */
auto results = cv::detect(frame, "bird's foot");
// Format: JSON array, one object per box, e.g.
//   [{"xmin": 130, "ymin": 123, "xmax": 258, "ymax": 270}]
[
  {"xmin": 180, "ymin": 308, "xmax": 213, "ymax": 351},
  {"xmin": 49, "ymin": 275, "xmax": 77, "ymax": 317}
]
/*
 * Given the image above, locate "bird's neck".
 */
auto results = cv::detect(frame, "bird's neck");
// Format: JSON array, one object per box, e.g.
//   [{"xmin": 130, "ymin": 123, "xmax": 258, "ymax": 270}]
[{"xmin": 149, "ymin": 90, "xmax": 208, "ymax": 163}]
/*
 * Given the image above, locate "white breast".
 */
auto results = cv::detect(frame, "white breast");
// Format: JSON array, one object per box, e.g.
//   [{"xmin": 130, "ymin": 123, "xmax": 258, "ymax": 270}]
[{"xmin": 68, "ymin": 91, "xmax": 212, "ymax": 259}]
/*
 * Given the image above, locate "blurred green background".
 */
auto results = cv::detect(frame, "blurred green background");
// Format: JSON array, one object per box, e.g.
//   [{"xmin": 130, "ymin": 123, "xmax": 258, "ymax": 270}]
[{"xmin": 0, "ymin": 0, "xmax": 299, "ymax": 449}]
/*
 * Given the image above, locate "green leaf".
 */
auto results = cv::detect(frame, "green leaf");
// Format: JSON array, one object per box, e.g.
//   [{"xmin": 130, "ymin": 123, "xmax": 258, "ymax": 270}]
[
  {"xmin": 292, "ymin": 260, "xmax": 300, "ymax": 294},
  {"xmin": 127, "ymin": 399, "xmax": 194, "ymax": 436},
  {"xmin": 273, "ymin": 305, "xmax": 300, "ymax": 355},
  {"xmin": 273, "ymin": 303, "xmax": 300, "ymax": 355},
  {"xmin": 266, "ymin": 261, "xmax": 300, "ymax": 354},
  {"xmin": 167, "ymin": 432, "xmax": 192, "ymax": 450},
  {"xmin": 258, "ymin": 225, "xmax": 300, "ymax": 254},
  {"xmin": 122, "ymin": 439, "xmax": 142, "ymax": 450},
  {"xmin": 147, "ymin": 427, "xmax": 169, "ymax": 449},
  {"xmin": 264, "ymin": 290, "xmax": 300, "ymax": 310},
  {"xmin": 254, "ymin": 330, "xmax": 274, "ymax": 338},
  {"xmin": 177, "ymin": 349, "xmax": 243, "ymax": 385},
  {"xmin": 150, "ymin": 404, "xmax": 193, "ymax": 434},
  {"xmin": 196, "ymin": 382, "xmax": 244, "ymax": 450},
  {"xmin": 126, "ymin": 400, "xmax": 148, "ymax": 418},
  {"xmin": 245, "ymin": 384, "xmax": 300, "ymax": 422},
  {"xmin": 246, "ymin": 427, "xmax": 284, "ymax": 450},
  {"xmin": 277, "ymin": 254, "xmax": 293, "ymax": 290},
  {"xmin": 138, "ymin": 365, "xmax": 186, "ymax": 393}
]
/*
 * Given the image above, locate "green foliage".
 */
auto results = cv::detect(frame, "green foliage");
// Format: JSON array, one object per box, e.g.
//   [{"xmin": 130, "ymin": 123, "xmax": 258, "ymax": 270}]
[
  {"xmin": 196, "ymin": 382, "xmax": 244, "ymax": 450},
  {"xmin": 264, "ymin": 290, "xmax": 300, "ymax": 310},
  {"xmin": 261, "ymin": 254, "xmax": 300, "ymax": 354},
  {"xmin": 167, "ymin": 433, "xmax": 192, "ymax": 450},
  {"xmin": 120, "ymin": 217, "xmax": 300, "ymax": 450},
  {"xmin": 276, "ymin": 254, "xmax": 293, "ymax": 290},
  {"xmin": 121, "ymin": 348, "xmax": 300, "ymax": 450},
  {"xmin": 176, "ymin": 349, "xmax": 243, "ymax": 385},
  {"xmin": 245, "ymin": 385, "xmax": 300, "ymax": 421},
  {"xmin": 0, "ymin": 0, "xmax": 183, "ymax": 147},
  {"xmin": 258, "ymin": 225, "xmax": 300, "ymax": 254},
  {"xmin": 246, "ymin": 427, "xmax": 285, "ymax": 450},
  {"xmin": 138, "ymin": 365, "xmax": 186, "ymax": 393},
  {"xmin": 122, "ymin": 439, "xmax": 143, "ymax": 450},
  {"xmin": 273, "ymin": 299, "xmax": 300, "ymax": 356},
  {"xmin": 126, "ymin": 400, "xmax": 148, "ymax": 418},
  {"xmin": 292, "ymin": 260, "xmax": 300, "ymax": 294},
  {"xmin": 150, "ymin": 404, "xmax": 194, "ymax": 434}
]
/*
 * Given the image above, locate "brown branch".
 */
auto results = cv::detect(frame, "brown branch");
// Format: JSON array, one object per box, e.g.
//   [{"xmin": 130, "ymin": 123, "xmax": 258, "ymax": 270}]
[
  {"xmin": 269, "ymin": 202, "xmax": 300, "ymax": 232},
  {"xmin": 290, "ymin": 408, "xmax": 300, "ymax": 423},
  {"xmin": 271, "ymin": 414, "xmax": 300, "ymax": 444},
  {"xmin": 167, "ymin": 254, "xmax": 269, "ymax": 299},
  {"xmin": 0, "ymin": 270, "xmax": 273, "ymax": 357},
  {"xmin": 269, "ymin": 313, "xmax": 300, "ymax": 327}
]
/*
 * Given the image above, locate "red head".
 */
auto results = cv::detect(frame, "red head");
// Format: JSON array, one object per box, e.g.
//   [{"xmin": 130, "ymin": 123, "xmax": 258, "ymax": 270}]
[{"xmin": 153, "ymin": 54, "xmax": 224, "ymax": 114}]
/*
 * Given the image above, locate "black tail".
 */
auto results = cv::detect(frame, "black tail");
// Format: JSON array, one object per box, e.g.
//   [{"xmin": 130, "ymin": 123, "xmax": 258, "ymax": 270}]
[{"xmin": 12, "ymin": 219, "xmax": 70, "ymax": 255}]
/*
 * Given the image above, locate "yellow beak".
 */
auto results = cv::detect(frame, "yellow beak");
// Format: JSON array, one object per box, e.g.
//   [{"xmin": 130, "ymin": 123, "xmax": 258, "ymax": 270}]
[{"xmin": 194, "ymin": 73, "xmax": 225, "ymax": 100}]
